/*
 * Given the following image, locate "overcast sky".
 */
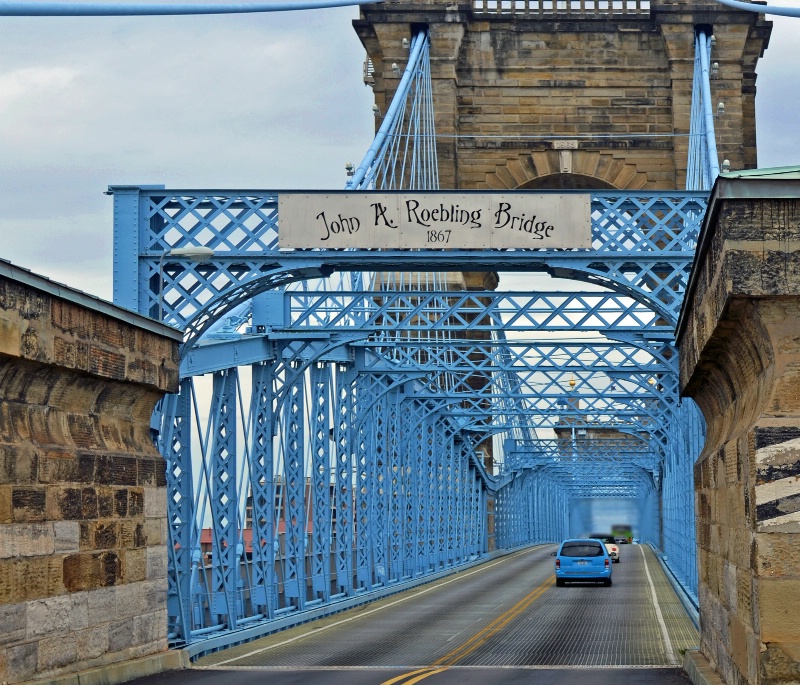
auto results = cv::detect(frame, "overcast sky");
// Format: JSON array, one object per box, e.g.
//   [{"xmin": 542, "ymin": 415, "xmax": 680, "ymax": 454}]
[{"xmin": 1, "ymin": 5, "xmax": 797, "ymax": 301}]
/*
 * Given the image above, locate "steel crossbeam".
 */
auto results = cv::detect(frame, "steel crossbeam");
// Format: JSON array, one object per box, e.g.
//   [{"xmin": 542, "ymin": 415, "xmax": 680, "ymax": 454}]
[{"xmin": 281, "ymin": 291, "xmax": 668, "ymax": 336}]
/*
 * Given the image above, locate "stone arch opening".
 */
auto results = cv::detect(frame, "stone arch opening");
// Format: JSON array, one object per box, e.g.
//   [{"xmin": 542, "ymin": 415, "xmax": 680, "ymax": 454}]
[{"xmin": 517, "ymin": 173, "xmax": 617, "ymax": 190}]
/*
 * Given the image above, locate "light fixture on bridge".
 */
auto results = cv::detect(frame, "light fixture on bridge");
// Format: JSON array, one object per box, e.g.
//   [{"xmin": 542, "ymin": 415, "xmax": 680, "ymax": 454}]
[
  {"xmin": 710, "ymin": 34, "xmax": 716, "ymax": 47},
  {"xmin": 372, "ymin": 104, "xmax": 381, "ymax": 118},
  {"xmin": 402, "ymin": 37, "xmax": 409, "ymax": 49},
  {"xmin": 158, "ymin": 246, "xmax": 216, "ymax": 322},
  {"xmin": 345, "ymin": 162, "xmax": 355, "ymax": 177},
  {"xmin": 717, "ymin": 101, "xmax": 725, "ymax": 117},
  {"xmin": 711, "ymin": 61, "xmax": 719, "ymax": 78},
  {"xmin": 721, "ymin": 159, "xmax": 731, "ymax": 173},
  {"xmin": 392, "ymin": 62, "xmax": 402, "ymax": 76}
]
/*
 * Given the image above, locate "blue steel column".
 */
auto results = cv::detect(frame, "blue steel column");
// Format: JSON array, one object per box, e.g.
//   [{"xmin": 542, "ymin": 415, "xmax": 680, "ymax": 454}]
[
  {"xmin": 282, "ymin": 366, "xmax": 307, "ymax": 609},
  {"xmin": 401, "ymin": 400, "xmax": 420, "ymax": 578},
  {"xmin": 452, "ymin": 441, "xmax": 466, "ymax": 563},
  {"xmin": 162, "ymin": 380, "xmax": 193, "ymax": 642},
  {"xmin": 387, "ymin": 388, "xmax": 403, "ymax": 582},
  {"xmin": 309, "ymin": 363, "xmax": 332, "ymax": 603},
  {"xmin": 423, "ymin": 414, "xmax": 436, "ymax": 571},
  {"xmin": 469, "ymin": 466, "xmax": 481, "ymax": 558},
  {"xmin": 444, "ymin": 431, "xmax": 455, "ymax": 566},
  {"xmin": 433, "ymin": 420, "xmax": 445, "ymax": 568},
  {"xmin": 371, "ymin": 390, "xmax": 389, "ymax": 586},
  {"xmin": 249, "ymin": 362, "xmax": 277, "ymax": 619},
  {"xmin": 210, "ymin": 369, "xmax": 239, "ymax": 629},
  {"xmin": 354, "ymin": 375, "xmax": 373, "ymax": 590},
  {"xmin": 112, "ymin": 187, "xmax": 141, "ymax": 311},
  {"xmin": 334, "ymin": 365, "xmax": 356, "ymax": 597}
]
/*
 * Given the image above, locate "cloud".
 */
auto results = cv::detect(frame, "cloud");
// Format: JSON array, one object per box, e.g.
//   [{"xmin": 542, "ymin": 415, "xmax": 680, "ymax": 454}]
[{"xmin": 0, "ymin": 65, "xmax": 79, "ymax": 112}]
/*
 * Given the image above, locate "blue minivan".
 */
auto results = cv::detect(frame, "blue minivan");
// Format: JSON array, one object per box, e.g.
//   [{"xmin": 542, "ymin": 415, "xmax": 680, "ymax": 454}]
[{"xmin": 553, "ymin": 538, "xmax": 613, "ymax": 587}]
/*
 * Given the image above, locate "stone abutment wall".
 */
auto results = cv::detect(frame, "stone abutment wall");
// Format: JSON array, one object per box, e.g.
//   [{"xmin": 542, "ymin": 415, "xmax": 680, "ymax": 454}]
[
  {"xmin": 0, "ymin": 264, "xmax": 180, "ymax": 683},
  {"xmin": 678, "ymin": 177, "xmax": 800, "ymax": 685}
]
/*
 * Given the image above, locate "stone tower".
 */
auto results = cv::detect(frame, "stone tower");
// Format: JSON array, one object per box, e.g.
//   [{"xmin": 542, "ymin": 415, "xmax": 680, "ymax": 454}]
[{"xmin": 354, "ymin": 0, "xmax": 771, "ymax": 191}]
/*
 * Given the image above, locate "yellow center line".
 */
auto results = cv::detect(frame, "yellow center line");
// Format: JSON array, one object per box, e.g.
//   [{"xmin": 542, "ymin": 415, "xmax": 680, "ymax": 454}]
[
  {"xmin": 376, "ymin": 558, "xmax": 555, "ymax": 685},
  {"xmin": 381, "ymin": 667, "xmax": 451, "ymax": 685},
  {"xmin": 433, "ymin": 575, "xmax": 555, "ymax": 666},
  {"xmin": 380, "ymin": 667, "xmax": 442, "ymax": 685}
]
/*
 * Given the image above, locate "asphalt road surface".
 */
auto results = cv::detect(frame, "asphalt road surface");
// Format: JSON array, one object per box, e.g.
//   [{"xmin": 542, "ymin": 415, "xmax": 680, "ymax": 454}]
[{"xmin": 132, "ymin": 544, "xmax": 699, "ymax": 685}]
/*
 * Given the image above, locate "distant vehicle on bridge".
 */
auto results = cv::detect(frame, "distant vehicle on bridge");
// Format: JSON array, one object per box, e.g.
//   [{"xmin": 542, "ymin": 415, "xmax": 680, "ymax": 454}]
[
  {"xmin": 590, "ymin": 534, "xmax": 621, "ymax": 563},
  {"xmin": 611, "ymin": 524, "xmax": 633, "ymax": 544}
]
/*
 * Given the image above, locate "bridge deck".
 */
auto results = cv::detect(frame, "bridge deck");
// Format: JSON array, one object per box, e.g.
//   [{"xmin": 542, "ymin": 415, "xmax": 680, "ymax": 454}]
[{"xmin": 179, "ymin": 544, "xmax": 698, "ymax": 683}]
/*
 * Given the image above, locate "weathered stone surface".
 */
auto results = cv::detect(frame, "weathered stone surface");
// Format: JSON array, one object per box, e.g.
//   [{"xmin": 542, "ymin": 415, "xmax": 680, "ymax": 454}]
[
  {"xmin": 679, "ymin": 181, "xmax": 800, "ymax": 684},
  {"xmin": 2, "ymin": 641, "xmax": 38, "ymax": 682},
  {"xmin": 0, "ymin": 267, "xmax": 179, "ymax": 683}
]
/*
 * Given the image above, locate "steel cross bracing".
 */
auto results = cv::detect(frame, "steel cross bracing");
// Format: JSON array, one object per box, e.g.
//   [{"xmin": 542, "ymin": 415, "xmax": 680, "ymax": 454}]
[{"xmin": 112, "ymin": 189, "xmax": 705, "ymax": 342}]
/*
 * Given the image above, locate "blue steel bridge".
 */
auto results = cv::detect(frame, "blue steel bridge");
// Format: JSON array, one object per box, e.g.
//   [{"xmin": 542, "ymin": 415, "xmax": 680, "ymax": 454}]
[
  {"xmin": 102, "ymin": 18, "xmax": 725, "ymax": 654},
  {"xmin": 11, "ymin": 0, "xmax": 776, "ymax": 657}
]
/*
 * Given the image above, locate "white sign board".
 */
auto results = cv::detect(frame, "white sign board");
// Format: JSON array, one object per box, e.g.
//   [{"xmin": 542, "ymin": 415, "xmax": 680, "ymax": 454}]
[{"xmin": 278, "ymin": 193, "xmax": 591, "ymax": 249}]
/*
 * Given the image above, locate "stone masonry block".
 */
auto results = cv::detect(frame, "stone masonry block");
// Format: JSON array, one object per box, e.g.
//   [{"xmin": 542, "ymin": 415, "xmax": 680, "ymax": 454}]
[
  {"xmin": 0, "ymin": 486, "xmax": 11, "ymax": 524},
  {"xmin": 761, "ymin": 642, "xmax": 800, "ymax": 684},
  {"xmin": 0, "ymin": 522, "xmax": 55, "ymax": 558},
  {"xmin": 0, "ymin": 601, "xmax": 27, "ymax": 646},
  {"xmin": 760, "ymin": 578, "xmax": 800, "ymax": 642},
  {"xmin": 146, "ymin": 545, "xmax": 167, "ymax": 581},
  {"xmin": 114, "ymin": 581, "xmax": 146, "ymax": 620},
  {"xmin": 125, "ymin": 548, "xmax": 146, "ymax": 583},
  {"xmin": 757, "ymin": 533, "xmax": 800, "ymax": 577},
  {"xmin": 11, "ymin": 487, "xmax": 46, "ymax": 522},
  {"xmin": 86, "ymin": 585, "xmax": 117, "ymax": 619},
  {"xmin": 75, "ymin": 624, "xmax": 110, "ymax": 662},
  {"xmin": 25, "ymin": 594, "xmax": 74, "ymax": 638},
  {"xmin": 37, "ymin": 633, "xmax": 78, "ymax": 674},
  {"xmin": 3, "ymin": 640, "xmax": 38, "ymax": 683},
  {"xmin": 143, "ymin": 487, "xmax": 167, "ymax": 519},
  {"xmin": 141, "ymin": 578, "xmax": 167, "ymax": 614},
  {"xmin": 134, "ymin": 611, "xmax": 167, "ymax": 645},
  {"xmin": 108, "ymin": 618, "xmax": 136, "ymax": 653},
  {"xmin": 62, "ymin": 551, "xmax": 122, "ymax": 592}
]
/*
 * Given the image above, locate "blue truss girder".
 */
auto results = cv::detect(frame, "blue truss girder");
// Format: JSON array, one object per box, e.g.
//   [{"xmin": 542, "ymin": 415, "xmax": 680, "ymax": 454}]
[
  {"xmin": 269, "ymin": 290, "xmax": 670, "ymax": 336},
  {"xmin": 112, "ymin": 187, "xmax": 707, "ymax": 337}
]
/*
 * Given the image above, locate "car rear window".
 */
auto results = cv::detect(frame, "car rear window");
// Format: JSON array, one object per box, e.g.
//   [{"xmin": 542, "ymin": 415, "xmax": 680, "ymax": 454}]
[{"xmin": 561, "ymin": 542, "xmax": 604, "ymax": 557}]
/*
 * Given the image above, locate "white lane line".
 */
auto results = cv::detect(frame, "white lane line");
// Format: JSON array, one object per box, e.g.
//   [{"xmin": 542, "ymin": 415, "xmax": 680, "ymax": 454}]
[
  {"xmin": 639, "ymin": 545, "xmax": 676, "ymax": 665},
  {"xmin": 202, "ymin": 546, "xmax": 546, "ymax": 668}
]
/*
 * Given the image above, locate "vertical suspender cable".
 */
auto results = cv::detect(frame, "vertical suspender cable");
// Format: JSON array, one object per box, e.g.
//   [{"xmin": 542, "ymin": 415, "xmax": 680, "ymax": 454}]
[
  {"xmin": 346, "ymin": 29, "xmax": 428, "ymax": 189},
  {"xmin": 697, "ymin": 31, "xmax": 721, "ymax": 181}
]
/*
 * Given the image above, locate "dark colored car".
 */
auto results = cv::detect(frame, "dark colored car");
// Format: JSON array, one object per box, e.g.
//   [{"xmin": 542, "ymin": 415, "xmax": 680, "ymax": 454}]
[{"xmin": 553, "ymin": 538, "xmax": 613, "ymax": 586}]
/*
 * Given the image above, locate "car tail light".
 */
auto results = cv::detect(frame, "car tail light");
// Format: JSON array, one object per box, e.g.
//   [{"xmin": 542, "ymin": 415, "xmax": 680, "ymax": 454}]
[
  {"xmin": 555, "ymin": 559, "xmax": 560, "ymax": 569},
  {"xmin": 605, "ymin": 558, "xmax": 610, "ymax": 568}
]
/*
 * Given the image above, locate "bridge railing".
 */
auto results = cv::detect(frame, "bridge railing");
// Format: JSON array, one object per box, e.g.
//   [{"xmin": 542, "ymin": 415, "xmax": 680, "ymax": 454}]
[{"xmin": 471, "ymin": 0, "xmax": 651, "ymax": 16}]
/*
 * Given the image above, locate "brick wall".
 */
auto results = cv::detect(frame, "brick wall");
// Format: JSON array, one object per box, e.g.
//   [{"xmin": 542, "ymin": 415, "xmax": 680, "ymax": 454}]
[
  {"xmin": 0, "ymin": 267, "xmax": 180, "ymax": 683},
  {"xmin": 678, "ymin": 181, "xmax": 800, "ymax": 685}
]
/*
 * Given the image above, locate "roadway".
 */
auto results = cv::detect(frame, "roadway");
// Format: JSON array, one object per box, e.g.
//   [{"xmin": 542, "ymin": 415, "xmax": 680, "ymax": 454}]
[{"xmin": 134, "ymin": 544, "xmax": 699, "ymax": 685}]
